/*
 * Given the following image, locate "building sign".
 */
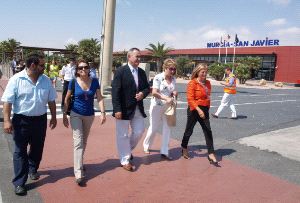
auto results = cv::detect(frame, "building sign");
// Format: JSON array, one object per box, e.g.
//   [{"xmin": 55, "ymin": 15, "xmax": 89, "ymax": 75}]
[{"xmin": 207, "ymin": 38, "xmax": 280, "ymax": 48}]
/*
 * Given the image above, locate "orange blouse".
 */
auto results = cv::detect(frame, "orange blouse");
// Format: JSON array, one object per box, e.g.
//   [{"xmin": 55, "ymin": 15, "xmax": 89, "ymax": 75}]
[{"xmin": 186, "ymin": 79, "xmax": 211, "ymax": 110}]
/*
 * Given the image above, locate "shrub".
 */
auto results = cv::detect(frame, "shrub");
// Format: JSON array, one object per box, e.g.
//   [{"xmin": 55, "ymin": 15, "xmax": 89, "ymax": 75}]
[
  {"xmin": 208, "ymin": 62, "xmax": 224, "ymax": 81},
  {"xmin": 234, "ymin": 63, "xmax": 250, "ymax": 84}
]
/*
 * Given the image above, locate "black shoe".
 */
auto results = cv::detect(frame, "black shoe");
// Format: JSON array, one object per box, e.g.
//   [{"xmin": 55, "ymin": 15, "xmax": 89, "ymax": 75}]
[
  {"xmin": 211, "ymin": 114, "xmax": 218, "ymax": 118},
  {"xmin": 207, "ymin": 156, "xmax": 220, "ymax": 167},
  {"xmin": 75, "ymin": 178, "xmax": 85, "ymax": 187},
  {"xmin": 15, "ymin": 186, "xmax": 27, "ymax": 196},
  {"xmin": 161, "ymin": 154, "xmax": 173, "ymax": 161},
  {"xmin": 29, "ymin": 172, "xmax": 40, "ymax": 180},
  {"xmin": 130, "ymin": 154, "xmax": 133, "ymax": 160}
]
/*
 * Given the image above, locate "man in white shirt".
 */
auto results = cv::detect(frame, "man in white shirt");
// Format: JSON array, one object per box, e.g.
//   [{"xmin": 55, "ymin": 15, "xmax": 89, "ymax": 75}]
[{"xmin": 60, "ymin": 58, "xmax": 76, "ymax": 110}]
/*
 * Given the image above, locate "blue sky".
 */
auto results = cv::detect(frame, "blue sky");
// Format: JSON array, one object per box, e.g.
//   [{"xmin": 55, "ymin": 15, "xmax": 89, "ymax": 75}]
[{"xmin": 0, "ymin": 0, "xmax": 299, "ymax": 51}]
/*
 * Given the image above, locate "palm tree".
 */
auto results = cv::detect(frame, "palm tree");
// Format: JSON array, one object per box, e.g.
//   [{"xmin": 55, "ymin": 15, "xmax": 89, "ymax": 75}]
[
  {"xmin": 77, "ymin": 38, "xmax": 101, "ymax": 62},
  {"xmin": 1, "ymin": 38, "xmax": 21, "ymax": 59},
  {"xmin": 146, "ymin": 42, "xmax": 173, "ymax": 73},
  {"xmin": 65, "ymin": 43, "xmax": 78, "ymax": 54}
]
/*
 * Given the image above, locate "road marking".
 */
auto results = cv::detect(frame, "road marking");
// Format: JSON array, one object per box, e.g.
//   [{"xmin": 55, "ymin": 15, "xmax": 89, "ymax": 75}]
[
  {"xmin": 217, "ymin": 93, "xmax": 292, "ymax": 98},
  {"xmin": 52, "ymin": 111, "xmax": 112, "ymax": 119},
  {"xmin": 2, "ymin": 99, "xmax": 298, "ymax": 118},
  {"xmin": 0, "ymin": 190, "xmax": 3, "ymax": 203},
  {"xmin": 233, "ymin": 99, "xmax": 297, "ymax": 106},
  {"xmin": 176, "ymin": 99, "xmax": 297, "ymax": 110}
]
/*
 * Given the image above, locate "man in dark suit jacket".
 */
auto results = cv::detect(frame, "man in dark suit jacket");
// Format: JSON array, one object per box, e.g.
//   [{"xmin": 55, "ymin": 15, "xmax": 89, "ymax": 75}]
[{"xmin": 112, "ymin": 47, "xmax": 150, "ymax": 171}]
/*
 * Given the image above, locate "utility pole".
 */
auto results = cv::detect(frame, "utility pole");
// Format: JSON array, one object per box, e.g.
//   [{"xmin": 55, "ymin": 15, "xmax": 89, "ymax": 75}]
[{"xmin": 99, "ymin": 0, "xmax": 116, "ymax": 91}]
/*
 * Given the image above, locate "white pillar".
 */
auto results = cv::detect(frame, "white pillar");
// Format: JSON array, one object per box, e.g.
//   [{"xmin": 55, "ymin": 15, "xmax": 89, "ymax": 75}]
[{"xmin": 99, "ymin": 0, "xmax": 116, "ymax": 90}]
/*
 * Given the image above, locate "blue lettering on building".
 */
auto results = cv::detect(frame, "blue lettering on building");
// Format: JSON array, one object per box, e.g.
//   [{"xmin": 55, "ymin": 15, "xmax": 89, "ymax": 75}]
[{"xmin": 207, "ymin": 38, "xmax": 280, "ymax": 48}]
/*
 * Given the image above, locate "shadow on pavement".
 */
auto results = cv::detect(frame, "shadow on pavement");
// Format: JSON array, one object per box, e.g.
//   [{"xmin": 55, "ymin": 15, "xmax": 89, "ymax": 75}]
[
  {"xmin": 27, "ymin": 158, "xmax": 121, "ymax": 190},
  {"xmin": 189, "ymin": 144, "xmax": 236, "ymax": 160},
  {"xmin": 212, "ymin": 115, "xmax": 248, "ymax": 120}
]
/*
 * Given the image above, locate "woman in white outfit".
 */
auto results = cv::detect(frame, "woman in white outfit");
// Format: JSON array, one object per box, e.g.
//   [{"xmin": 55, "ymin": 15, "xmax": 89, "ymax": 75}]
[{"xmin": 143, "ymin": 58, "xmax": 177, "ymax": 160}]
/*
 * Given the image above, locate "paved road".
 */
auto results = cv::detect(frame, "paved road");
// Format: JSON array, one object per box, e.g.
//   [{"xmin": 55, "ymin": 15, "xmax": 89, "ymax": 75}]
[
  {"xmin": 149, "ymin": 84, "xmax": 300, "ymax": 185},
  {"xmin": 1, "ymin": 80, "xmax": 300, "ymax": 202},
  {"xmin": 91, "ymin": 83, "xmax": 300, "ymax": 185}
]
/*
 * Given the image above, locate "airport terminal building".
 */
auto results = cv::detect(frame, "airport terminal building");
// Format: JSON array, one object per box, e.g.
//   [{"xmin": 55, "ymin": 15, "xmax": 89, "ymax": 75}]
[
  {"xmin": 121, "ymin": 39, "xmax": 299, "ymax": 84},
  {"xmin": 159, "ymin": 46, "xmax": 300, "ymax": 84}
]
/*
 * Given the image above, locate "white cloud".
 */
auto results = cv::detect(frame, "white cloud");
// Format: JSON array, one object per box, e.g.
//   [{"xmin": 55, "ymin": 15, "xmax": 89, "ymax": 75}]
[
  {"xmin": 65, "ymin": 38, "xmax": 78, "ymax": 45},
  {"xmin": 265, "ymin": 18, "xmax": 287, "ymax": 26},
  {"xmin": 159, "ymin": 25, "xmax": 255, "ymax": 49},
  {"xmin": 267, "ymin": 0, "xmax": 291, "ymax": 6},
  {"xmin": 162, "ymin": 33, "xmax": 177, "ymax": 42},
  {"xmin": 274, "ymin": 26, "xmax": 300, "ymax": 35},
  {"xmin": 160, "ymin": 26, "xmax": 227, "ymax": 48},
  {"xmin": 272, "ymin": 27, "xmax": 300, "ymax": 45}
]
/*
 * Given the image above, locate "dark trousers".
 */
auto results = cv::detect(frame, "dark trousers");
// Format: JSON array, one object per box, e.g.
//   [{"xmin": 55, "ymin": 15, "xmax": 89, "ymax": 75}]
[
  {"xmin": 61, "ymin": 80, "xmax": 70, "ymax": 110},
  {"xmin": 181, "ymin": 106, "xmax": 215, "ymax": 154},
  {"xmin": 12, "ymin": 114, "xmax": 47, "ymax": 186}
]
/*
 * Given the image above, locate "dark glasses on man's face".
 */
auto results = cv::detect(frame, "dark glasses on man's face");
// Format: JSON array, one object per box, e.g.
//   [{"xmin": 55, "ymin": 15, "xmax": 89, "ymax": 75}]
[{"xmin": 78, "ymin": 66, "xmax": 89, "ymax": 70}]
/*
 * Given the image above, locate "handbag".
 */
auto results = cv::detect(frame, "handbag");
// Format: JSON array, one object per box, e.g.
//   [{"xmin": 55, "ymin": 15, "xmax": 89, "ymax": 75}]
[
  {"xmin": 66, "ymin": 79, "xmax": 75, "ymax": 116},
  {"xmin": 164, "ymin": 98, "xmax": 177, "ymax": 127}
]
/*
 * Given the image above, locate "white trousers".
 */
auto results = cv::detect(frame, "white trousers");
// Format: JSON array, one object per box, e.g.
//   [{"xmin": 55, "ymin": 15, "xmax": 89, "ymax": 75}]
[
  {"xmin": 215, "ymin": 93, "xmax": 237, "ymax": 117},
  {"xmin": 115, "ymin": 107, "xmax": 145, "ymax": 165},
  {"xmin": 70, "ymin": 111, "xmax": 94, "ymax": 179},
  {"xmin": 143, "ymin": 104, "xmax": 171, "ymax": 155}
]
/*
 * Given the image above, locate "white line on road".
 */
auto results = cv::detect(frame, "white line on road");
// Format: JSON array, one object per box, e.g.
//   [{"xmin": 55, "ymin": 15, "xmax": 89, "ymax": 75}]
[
  {"xmin": 233, "ymin": 99, "xmax": 297, "ymax": 106},
  {"xmin": 217, "ymin": 93, "xmax": 292, "ymax": 98},
  {"xmin": 0, "ymin": 190, "xmax": 3, "ymax": 203},
  {"xmin": 2, "ymin": 99, "xmax": 298, "ymax": 117},
  {"xmin": 176, "ymin": 99, "xmax": 297, "ymax": 110}
]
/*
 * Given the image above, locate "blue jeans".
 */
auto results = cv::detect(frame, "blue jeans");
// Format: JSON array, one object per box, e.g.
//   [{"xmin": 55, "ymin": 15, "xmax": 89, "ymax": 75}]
[{"xmin": 12, "ymin": 114, "xmax": 47, "ymax": 186}]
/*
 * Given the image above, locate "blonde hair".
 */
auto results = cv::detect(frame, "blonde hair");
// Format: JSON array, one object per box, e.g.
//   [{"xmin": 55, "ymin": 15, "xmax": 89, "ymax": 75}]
[
  {"xmin": 191, "ymin": 63, "xmax": 208, "ymax": 79},
  {"xmin": 162, "ymin": 58, "xmax": 176, "ymax": 71}
]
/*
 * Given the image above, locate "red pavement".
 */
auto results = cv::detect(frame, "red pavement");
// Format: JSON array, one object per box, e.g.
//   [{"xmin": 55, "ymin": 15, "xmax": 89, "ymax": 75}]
[
  {"xmin": 1, "ymin": 78, "xmax": 300, "ymax": 202},
  {"xmin": 30, "ymin": 117, "xmax": 300, "ymax": 202}
]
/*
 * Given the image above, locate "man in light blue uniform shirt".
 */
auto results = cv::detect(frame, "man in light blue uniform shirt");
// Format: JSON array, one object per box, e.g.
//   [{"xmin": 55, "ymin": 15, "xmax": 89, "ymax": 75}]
[
  {"xmin": 88, "ymin": 62, "xmax": 97, "ymax": 79},
  {"xmin": 2, "ymin": 54, "xmax": 57, "ymax": 196}
]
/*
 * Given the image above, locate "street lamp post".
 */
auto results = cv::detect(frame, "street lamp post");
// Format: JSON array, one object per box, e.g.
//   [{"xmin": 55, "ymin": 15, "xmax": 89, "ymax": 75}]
[{"xmin": 99, "ymin": 0, "xmax": 116, "ymax": 92}]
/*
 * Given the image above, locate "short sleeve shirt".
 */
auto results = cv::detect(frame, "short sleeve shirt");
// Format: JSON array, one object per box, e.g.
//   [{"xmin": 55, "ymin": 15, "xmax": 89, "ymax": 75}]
[
  {"xmin": 69, "ymin": 78, "xmax": 100, "ymax": 116},
  {"xmin": 151, "ymin": 72, "xmax": 176, "ymax": 106},
  {"xmin": 61, "ymin": 64, "xmax": 75, "ymax": 81},
  {"xmin": 1, "ymin": 69, "xmax": 57, "ymax": 116}
]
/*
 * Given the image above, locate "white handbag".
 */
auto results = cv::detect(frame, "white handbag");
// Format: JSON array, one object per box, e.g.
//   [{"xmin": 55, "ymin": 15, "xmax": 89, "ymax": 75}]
[{"xmin": 164, "ymin": 98, "xmax": 177, "ymax": 127}]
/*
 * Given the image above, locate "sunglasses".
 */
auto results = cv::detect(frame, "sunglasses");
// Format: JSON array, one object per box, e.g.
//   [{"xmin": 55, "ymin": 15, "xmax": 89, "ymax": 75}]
[
  {"xmin": 168, "ymin": 68, "xmax": 176, "ymax": 71},
  {"xmin": 78, "ymin": 66, "xmax": 90, "ymax": 70}
]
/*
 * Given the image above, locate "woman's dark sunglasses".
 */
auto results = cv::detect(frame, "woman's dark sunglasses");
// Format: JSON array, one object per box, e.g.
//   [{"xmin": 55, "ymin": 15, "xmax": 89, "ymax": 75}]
[{"xmin": 78, "ymin": 66, "xmax": 90, "ymax": 70}]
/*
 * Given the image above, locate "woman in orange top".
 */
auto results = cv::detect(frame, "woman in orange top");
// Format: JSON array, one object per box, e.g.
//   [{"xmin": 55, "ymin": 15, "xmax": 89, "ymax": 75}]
[{"xmin": 181, "ymin": 63, "xmax": 219, "ymax": 166}]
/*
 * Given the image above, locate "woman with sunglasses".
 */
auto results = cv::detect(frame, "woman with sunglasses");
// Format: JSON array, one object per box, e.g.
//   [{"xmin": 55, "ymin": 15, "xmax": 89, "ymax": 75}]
[
  {"xmin": 181, "ymin": 63, "xmax": 219, "ymax": 166},
  {"xmin": 63, "ymin": 59, "xmax": 106, "ymax": 186},
  {"xmin": 143, "ymin": 58, "xmax": 178, "ymax": 160}
]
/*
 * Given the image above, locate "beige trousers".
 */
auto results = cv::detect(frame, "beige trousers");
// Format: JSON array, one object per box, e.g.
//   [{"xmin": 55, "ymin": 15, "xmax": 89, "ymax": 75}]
[{"xmin": 70, "ymin": 111, "xmax": 95, "ymax": 179}]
